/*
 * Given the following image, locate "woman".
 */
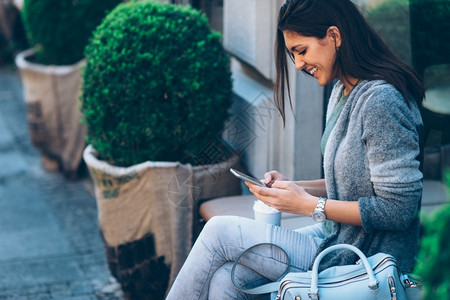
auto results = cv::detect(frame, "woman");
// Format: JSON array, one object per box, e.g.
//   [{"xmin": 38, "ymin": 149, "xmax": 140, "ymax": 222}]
[{"xmin": 166, "ymin": 0, "xmax": 424, "ymax": 299}]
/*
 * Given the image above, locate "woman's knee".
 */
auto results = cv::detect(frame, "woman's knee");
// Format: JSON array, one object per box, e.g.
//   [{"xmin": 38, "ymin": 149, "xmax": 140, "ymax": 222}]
[
  {"xmin": 197, "ymin": 216, "xmax": 243, "ymax": 251},
  {"xmin": 202, "ymin": 215, "xmax": 241, "ymax": 237}
]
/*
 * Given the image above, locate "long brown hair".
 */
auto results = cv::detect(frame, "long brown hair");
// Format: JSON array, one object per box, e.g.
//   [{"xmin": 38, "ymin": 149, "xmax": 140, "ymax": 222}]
[{"xmin": 274, "ymin": 0, "xmax": 424, "ymax": 123}]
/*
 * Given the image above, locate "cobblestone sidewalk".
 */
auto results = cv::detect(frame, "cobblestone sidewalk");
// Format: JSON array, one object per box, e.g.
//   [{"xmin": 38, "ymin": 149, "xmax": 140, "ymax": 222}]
[{"xmin": 0, "ymin": 65, "xmax": 125, "ymax": 299}]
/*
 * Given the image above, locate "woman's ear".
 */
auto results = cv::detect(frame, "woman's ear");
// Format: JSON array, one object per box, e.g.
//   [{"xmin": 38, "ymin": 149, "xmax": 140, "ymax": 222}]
[{"xmin": 327, "ymin": 26, "xmax": 342, "ymax": 48}]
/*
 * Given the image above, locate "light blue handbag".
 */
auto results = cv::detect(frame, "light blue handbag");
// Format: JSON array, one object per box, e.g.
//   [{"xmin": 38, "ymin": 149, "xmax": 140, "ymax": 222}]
[{"xmin": 232, "ymin": 244, "xmax": 421, "ymax": 300}]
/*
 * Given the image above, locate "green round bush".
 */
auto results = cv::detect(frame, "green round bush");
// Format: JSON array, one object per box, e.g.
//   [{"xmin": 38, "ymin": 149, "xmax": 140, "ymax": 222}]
[
  {"xmin": 81, "ymin": 1, "xmax": 232, "ymax": 167},
  {"xmin": 22, "ymin": 0, "xmax": 122, "ymax": 65},
  {"xmin": 414, "ymin": 187, "xmax": 450, "ymax": 298},
  {"xmin": 414, "ymin": 170, "xmax": 450, "ymax": 299}
]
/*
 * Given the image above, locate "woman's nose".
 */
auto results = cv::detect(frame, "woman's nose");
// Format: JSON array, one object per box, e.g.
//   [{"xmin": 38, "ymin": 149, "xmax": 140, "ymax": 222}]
[{"xmin": 295, "ymin": 58, "xmax": 306, "ymax": 71}]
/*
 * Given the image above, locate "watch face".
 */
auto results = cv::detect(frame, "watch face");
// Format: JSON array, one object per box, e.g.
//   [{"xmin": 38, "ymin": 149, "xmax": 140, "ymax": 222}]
[{"xmin": 312, "ymin": 211, "xmax": 326, "ymax": 222}]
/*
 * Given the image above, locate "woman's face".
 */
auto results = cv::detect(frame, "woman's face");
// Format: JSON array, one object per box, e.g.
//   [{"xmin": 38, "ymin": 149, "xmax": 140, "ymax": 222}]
[{"xmin": 283, "ymin": 29, "xmax": 339, "ymax": 86}]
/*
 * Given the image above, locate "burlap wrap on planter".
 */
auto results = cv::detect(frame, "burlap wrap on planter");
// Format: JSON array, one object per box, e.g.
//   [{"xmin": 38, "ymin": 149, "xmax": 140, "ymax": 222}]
[
  {"xmin": 83, "ymin": 145, "xmax": 242, "ymax": 298},
  {"xmin": 15, "ymin": 49, "xmax": 86, "ymax": 176}
]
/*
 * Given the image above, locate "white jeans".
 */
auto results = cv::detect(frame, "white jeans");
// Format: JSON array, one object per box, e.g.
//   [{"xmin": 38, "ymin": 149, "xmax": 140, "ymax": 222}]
[{"xmin": 166, "ymin": 216, "xmax": 324, "ymax": 300}]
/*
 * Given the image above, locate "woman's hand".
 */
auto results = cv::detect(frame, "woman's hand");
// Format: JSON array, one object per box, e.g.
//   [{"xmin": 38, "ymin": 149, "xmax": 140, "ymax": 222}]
[
  {"xmin": 263, "ymin": 170, "xmax": 289, "ymax": 188},
  {"xmin": 246, "ymin": 176, "xmax": 362, "ymax": 225},
  {"xmin": 245, "ymin": 180, "xmax": 316, "ymax": 216}
]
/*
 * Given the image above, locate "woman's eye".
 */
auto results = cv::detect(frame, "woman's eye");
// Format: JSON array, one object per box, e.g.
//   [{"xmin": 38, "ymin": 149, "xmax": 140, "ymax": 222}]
[{"xmin": 298, "ymin": 49, "xmax": 306, "ymax": 55}]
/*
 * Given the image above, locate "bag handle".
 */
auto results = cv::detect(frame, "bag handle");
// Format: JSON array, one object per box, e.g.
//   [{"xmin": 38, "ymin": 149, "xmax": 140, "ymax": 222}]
[
  {"xmin": 309, "ymin": 244, "xmax": 379, "ymax": 300},
  {"xmin": 231, "ymin": 243, "xmax": 290, "ymax": 295}
]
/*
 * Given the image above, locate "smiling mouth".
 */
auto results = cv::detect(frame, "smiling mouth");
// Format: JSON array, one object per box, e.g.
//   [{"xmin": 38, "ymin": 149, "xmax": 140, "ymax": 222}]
[{"xmin": 310, "ymin": 67, "xmax": 318, "ymax": 75}]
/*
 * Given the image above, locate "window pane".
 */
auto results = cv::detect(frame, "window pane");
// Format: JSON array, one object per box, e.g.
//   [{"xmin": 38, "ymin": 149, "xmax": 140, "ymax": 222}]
[
  {"xmin": 194, "ymin": 0, "xmax": 224, "ymax": 33},
  {"xmin": 362, "ymin": 0, "xmax": 412, "ymax": 66}
]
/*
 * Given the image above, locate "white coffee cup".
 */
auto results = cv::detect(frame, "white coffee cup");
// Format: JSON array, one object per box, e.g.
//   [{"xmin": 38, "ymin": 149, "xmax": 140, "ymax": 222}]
[{"xmin": 253, "ymin": 200, "xmax": 281, "ymax": 226}]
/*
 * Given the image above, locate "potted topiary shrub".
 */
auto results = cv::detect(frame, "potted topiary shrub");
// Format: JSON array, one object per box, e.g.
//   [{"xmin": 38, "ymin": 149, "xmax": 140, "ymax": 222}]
[
  {"xmin": 80, "ymin": 1, "xmax": 242, "ymax": 298},
  {"xmin": 14, "ymin": 0, "xmax": 121, "ymax": 178}
]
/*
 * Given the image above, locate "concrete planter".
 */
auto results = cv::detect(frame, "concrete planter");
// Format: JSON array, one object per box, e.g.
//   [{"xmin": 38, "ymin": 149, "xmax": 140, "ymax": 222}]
[
  {"xmin": 15, "ymin": 48, "xmax": 87, "ymax": 178},
  {"xmin": 83, "ymin": 144, "xmax": 242, "ymax": 299}
]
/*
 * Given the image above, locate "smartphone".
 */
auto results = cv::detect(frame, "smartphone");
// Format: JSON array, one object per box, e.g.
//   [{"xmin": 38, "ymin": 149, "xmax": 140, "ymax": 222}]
[{"xmin": 230, "ymin": 168, "xmax": 266, "ymax": 187}]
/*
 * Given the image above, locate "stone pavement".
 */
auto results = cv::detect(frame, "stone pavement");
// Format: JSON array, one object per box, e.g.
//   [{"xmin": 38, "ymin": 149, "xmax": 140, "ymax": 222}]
[{"xmin": 0, "ymin": 66, "xmax": 125, "ymax": 299}]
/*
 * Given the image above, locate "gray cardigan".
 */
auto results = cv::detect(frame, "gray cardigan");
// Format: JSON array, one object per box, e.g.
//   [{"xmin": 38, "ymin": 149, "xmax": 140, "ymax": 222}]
[{"xmin": 317, "ymin": 80, "xmax": 423, "ymax": 272}]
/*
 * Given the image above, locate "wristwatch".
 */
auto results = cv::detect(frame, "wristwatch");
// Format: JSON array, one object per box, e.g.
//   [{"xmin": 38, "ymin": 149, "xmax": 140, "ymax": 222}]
[{"xmin": 311, "ymin": 197, "xmax": 327, "ymax": 222}]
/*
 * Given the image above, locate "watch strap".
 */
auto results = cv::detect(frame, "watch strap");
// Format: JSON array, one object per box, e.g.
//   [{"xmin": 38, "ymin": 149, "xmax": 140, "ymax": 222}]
[{"xmin": 312, "ymin": 197, "xmax": 327, "ymax": 222}]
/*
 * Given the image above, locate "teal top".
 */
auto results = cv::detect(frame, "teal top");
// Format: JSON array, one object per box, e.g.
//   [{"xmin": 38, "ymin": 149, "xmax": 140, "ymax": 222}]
[
  {"xmin": 321, "ymin": 93, "xmax": 349, "ymax": 156},
  {"xmin": 320, "ymin": 92, "xmax": 348, "ymax": 237}
]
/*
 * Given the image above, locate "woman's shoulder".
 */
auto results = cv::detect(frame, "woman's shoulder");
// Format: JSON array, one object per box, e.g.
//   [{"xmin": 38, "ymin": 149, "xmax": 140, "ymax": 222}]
[
  {"xmin": 358, "ymin": 80, "xmax": 401, "ymax": 99},
  {"xmin": 356, "ymin": 80, "xmax": 422, "ymax": 125},
  {"xmin": 356, "ymin": 80, "xmax": 414, "ymax": 112},
  {"xmin": 334, "ymin": 79, "xmax": 403, "ymax": 103}
]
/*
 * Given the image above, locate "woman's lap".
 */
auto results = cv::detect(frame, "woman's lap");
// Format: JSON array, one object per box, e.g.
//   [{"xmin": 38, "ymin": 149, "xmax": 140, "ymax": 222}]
[{"xmin": 166, "ymin": 216, "xmax": 323, "ymax": 300}]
